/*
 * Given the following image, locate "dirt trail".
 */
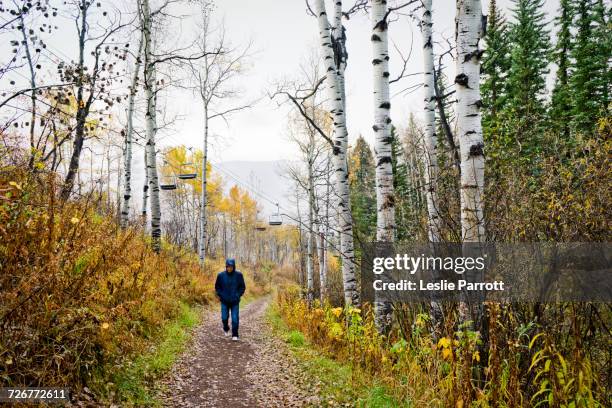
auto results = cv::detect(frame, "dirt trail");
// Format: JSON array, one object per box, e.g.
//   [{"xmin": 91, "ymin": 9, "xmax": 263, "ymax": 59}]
[{"xmin": 157, "ymin": 297, "xmax": 320, "ymax": 407}]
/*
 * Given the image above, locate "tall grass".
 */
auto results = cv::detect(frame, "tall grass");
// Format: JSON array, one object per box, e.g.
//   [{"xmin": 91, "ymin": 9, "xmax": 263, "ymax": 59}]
[
  {"xmin": 277, "ymin": 287, "xmax": 610, "ymax": 407},
  {"xmin": 0, "ymin": 166, "xmax": 213, "ymax": 401}
]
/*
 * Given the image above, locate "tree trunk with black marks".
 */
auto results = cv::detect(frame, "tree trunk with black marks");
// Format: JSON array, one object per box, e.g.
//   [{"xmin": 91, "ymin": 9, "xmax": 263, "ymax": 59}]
[
  {"xmin": 371, "ymin": 0, "xmax": 395, "ymax": 333},
  {"xmin": 455, "ymin": 0, "xmax": 485, "ymax": 244},
  {"xmin": 142, "ymin": 146, "xmax": 149, "ymax": 227},
  {"xmin": 313, "ymin": 0, "xmax": 359, "ymax": 307},
  {"xmin": 420, "ymin": 0, "xmax": 441, "ymax": 242},
  {"xmin": 199, "ymin": 101, "xmax": 209, "ymax": 264},
  {"xmin": 60, "ymin": 0, "xmax": 91, "ymax": 201},
  {"xmin": 455, "ymin": 0, "xmax": 486, "ymax": 348},
  {"xmin": 319, "ymin": 158, "xmax": 331, "ymax": 303},
  {"xmin": 142, "ymin": 0, "xmax": 162, "ymax": 252},
  {"xmin": 121, "ymin": 34, "xmax": 144, "ymax": 227},
  {"xmin": 318, "ymin": 226, "xmax": 326, "ymax": 303},
  {"xmin": 306, "ymin": 155, "xmax": 315, "ymax": 304}
]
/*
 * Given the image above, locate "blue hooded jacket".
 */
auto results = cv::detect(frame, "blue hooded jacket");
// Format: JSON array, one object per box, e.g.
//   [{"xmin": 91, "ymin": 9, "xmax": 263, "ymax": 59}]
[{"xmin": 215, "ymin": 259, "xmax": 246, "ymax": 306}]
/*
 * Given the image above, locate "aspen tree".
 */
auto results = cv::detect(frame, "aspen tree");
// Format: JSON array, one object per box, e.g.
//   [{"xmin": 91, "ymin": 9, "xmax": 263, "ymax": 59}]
[
  {"xmin": 371, "ymin": 0, "xmax": 395, "ymax": 332},
  {"xmin": 420, "ymin": 0, "xmax": 441, "ymax": 242},
  {"xmin": 312, "ymin": 0, "xmax": 359, "ymax": 306},
  {"xmin": 141, "ymin": 0, "xmax": 162, "ymax": 252},
  {"xmin": 455, "ymin": 0, "xmax": 486, "ymax": 245},
  {"xmin": 121, "ymin": 33, "xmax": 144, "ymax": 227}
]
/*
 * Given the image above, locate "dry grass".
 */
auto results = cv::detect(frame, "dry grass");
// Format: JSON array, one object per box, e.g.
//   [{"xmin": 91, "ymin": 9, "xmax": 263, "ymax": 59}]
[
  {"xmin": 0, "ymin": 166, "xmax": 213, "ymax": 399},
  {"xmin": 277, "ymin": 287, "xmax": 610, "ymax": 407}
]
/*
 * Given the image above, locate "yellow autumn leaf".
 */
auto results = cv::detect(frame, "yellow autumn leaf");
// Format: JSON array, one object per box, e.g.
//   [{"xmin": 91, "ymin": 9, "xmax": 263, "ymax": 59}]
[
  {"xmin": 442, "ymin": 348, "xmax": 453, "ymax": 360},
  {"xmin": 8, "ymin": 181, "xmax": 22, "ymax": 190},
  {"xmin": 71, "ymin": 217, "xmax": 80, "ymax": 224},
  {"xmin": 332, "ymin": 307, "xmax": 343, "ymax": 318},
  {"xmin": 472, "ymin": 351, "xmax": 480, "ymax": 362},
  {"xmin": 437, "ymin": 337, "xmax": 451, "ymax": 349},
  {"xmin": 101, "ymin": 322, "xmax": 110, "ymax": 330}
]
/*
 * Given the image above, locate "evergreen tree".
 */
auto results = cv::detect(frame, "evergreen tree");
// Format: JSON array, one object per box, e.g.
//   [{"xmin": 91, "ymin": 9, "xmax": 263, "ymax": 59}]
[
  {"xmin": 390, "ymin": 126, "xmax": 412, "ymax": 242},
  {"xmin": 504, "ymin": 0, "xmax": 551, "ymax": 155},
  {"xmin": 570, "ymin": 0, "xmax": 611, "ymax": 135},
  {"xmin": 549, "ymin": 0, "xmax": 574, "ymax": 141},
  {"xmin": 482, "ymin": 0, "xmax": 511, "ymax": 139},
  {"xmin": 595, "ymin": 0, "xmax": 612, "ymax": 116},
  {"xmin": 595, "ymin": 0, "xmax": 612, "ymax": 114},
  {"xmin": 348, "ymin": 136, "xmax": 376, "ymax": 246}
]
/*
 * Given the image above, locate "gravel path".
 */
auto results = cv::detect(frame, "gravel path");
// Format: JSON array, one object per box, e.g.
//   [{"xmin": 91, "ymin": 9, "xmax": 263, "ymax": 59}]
[{"xmin": 157, "ymin": 297, "xmax": 320, "ymax": 407}]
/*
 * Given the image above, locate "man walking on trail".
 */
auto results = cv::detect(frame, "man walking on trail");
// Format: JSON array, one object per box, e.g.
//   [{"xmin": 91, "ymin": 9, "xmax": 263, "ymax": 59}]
[{"xmin": 215, "ymin": 259, "xmax": 246, "ymax": 341}]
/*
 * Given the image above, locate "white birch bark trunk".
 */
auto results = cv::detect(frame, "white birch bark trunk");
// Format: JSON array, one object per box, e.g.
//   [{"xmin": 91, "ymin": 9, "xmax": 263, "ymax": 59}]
[
  {"xmin": 313, "ymin": 0, "xmax": 359, "ymax": 307},
  {"xmin": 371, "ymin": 0, "xmax": 395, "ymax": 332},
  {"xmin": 455, "ymin": 0, "xmax": 485, "ymax": 244},
  {"xmin": 142, "ymin": 0, "xmax": 162, "ymax": 252},
  {"xmin": 199, "ymin": 99, "xmax": 209, "ymax": 264},
  {"xmin": 318, "ymin": 225, "xmax": 326, "ymax": 303},
  {"xmin": 197, "ymin": 6, "xmax": 211, "ymax": 265},
  {"xmin": 371, "ymin": 0, "xmax": 395, "ymax": 242},
  {"xmin": 141, "ymin": 146, "xmax": 149, "ymax": 226},
  {"xmin": 420, "ymin": 0, "xmax": 441, "ymax": 242},
  {"xmin": 322, "ymin": 161, "xmax": 331, "ymax": 302},
  {"xmin": 319, "ymin": 161, "xmax": 330, "ymax": 303},
  {"xmin": 116, "ymin": 152, "xmax": 121, "ymax": 222},
  {"xmin": 421, "ymin": 0, "xmax": 444, "ymax": 332},
  {"xmin": 295, "ymin": 189, "xmax": 305, "ymax": 289},
  {"xmin": 306, "ymin": 155, "xmax": 315, "ymax": 304},
  {"xmin": 121, "ymin": 34, "xmax": 144, "ymax": 227},
  {"xmin": 106, "ymin": 148, "xmax": 111, "ymax": 211},
  {"xmin": 455, "ymin": 0, "xmax": 486, "ymax": 326}
]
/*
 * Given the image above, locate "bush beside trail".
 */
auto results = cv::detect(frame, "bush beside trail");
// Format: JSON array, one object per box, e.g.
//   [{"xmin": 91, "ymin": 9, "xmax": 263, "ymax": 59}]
[
  {"xmin": 277, "ymin": 286, "xmax": 610, "ymax": 407},
  {"xmin": 0, "ymin": 167, "xmax": 213, "ymax": 401}
]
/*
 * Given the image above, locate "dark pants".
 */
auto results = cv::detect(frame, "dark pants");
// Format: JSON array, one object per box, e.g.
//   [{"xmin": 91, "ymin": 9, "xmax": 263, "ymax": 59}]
[{"xmin": 221, "ymin": 302, "xmax": 239, "ymax": 337}]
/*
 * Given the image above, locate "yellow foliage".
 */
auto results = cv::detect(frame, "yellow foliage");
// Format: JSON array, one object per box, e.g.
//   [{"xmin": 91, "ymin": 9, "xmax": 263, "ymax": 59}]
[
  {"xmin": 275, "ymin": 287, "xmax": 608, "ymax": 407},
  {"xmin": 0, "ymin": 168, "xmax": 214, "ymax": 391},
  {"xmin": 160, "ymin": 146, "xmax": 223, "ymax": 201},
  {"xmin": 437, "ymin": 337, "xmax": 451, "ymax": 349}
]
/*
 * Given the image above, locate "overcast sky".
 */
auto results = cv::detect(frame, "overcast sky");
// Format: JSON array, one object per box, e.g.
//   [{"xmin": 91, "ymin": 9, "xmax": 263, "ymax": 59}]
[{"xmin": 171, "ymin": 0, "xmax": 560, "ymax": 163}]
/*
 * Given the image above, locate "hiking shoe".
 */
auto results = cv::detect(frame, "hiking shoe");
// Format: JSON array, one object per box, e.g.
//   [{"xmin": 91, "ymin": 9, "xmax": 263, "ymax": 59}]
[
  {"xmin": 231, "ymin": 336, "xmax": 239, "ymax": 341},
  {"xmin": 224, "ymin": 330, "xmax": 230, "ymax": 337}
]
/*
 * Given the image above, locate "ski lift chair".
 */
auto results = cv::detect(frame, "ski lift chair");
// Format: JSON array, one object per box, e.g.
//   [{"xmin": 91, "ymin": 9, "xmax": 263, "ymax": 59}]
[
  {"xmin": 178, "ymin": 162, "xmax": 197, "ymax": 180},
  {"xmin": 269, "ymin": 204, "xmax": 283, "ymax": 226},
  {"xmin": 160, "ymin": 176, "xmax": 177, "ymax": 191}
]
